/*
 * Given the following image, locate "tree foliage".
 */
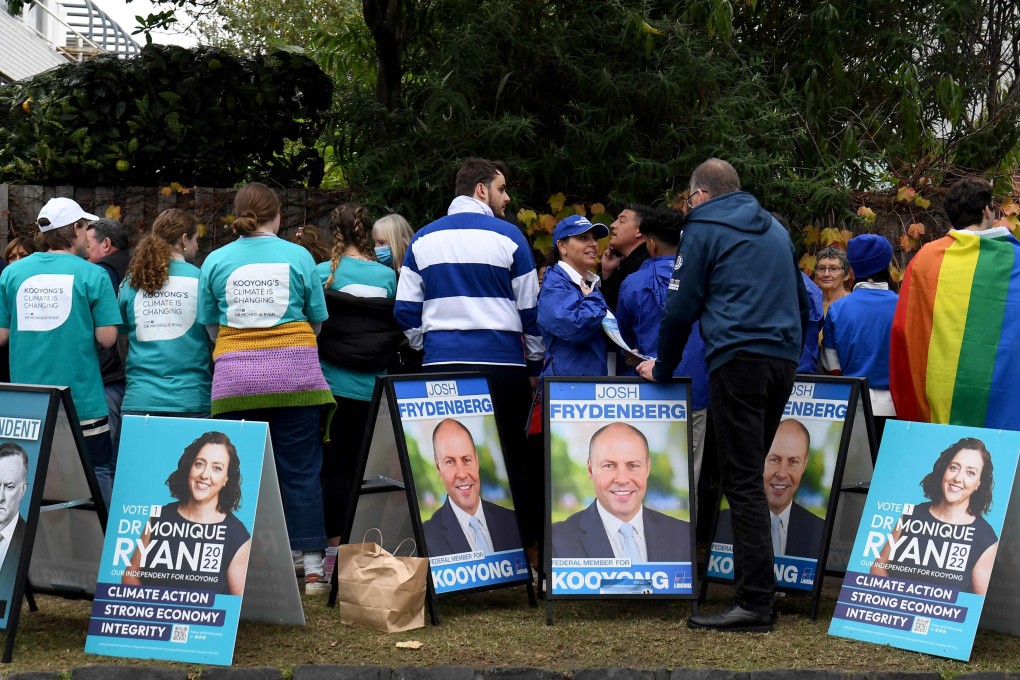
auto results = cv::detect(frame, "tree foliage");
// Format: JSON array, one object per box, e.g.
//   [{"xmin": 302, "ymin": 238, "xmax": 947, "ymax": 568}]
[
  {"xmin": 324, "ymin": 0, "xmax": 815, "ymax": 223},
  {"xmin": 0, "ymin": 44, "xmax": 333, "ymax": 186}
]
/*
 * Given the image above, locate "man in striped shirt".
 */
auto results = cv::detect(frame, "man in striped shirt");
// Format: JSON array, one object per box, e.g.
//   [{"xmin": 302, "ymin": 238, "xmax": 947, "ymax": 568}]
[{"xmin": 395, "ymin": 157, "xmax": 544, "ymax": 550}]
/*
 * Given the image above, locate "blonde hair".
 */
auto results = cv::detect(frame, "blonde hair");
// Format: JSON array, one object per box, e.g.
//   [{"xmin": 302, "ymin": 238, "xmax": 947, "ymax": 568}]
[{"xmin": 372, "ymin": 214, "xmax": 413, "ymax": 270}]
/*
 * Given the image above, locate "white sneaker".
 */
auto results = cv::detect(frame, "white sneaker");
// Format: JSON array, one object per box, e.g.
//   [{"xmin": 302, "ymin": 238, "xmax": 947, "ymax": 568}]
[{"xmin": 303, "ymin": 550, "xmax": 329, "ymax": 594}]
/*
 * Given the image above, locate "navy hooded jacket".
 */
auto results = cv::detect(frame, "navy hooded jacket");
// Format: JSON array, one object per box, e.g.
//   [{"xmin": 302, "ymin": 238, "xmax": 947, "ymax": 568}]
[{"xmin": 652, "ymin": 191, "xmax": 809, "ymax": 379}]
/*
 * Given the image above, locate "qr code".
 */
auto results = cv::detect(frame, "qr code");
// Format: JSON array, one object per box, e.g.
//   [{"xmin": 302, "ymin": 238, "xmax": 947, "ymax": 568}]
[
  {"xmin": 200, "ymin": 543, "xmax": 224, "ymax": 573},
  {"xmin": 171, "ymin": 625, "xmax": 189, "ymax": 643},
  {"xmin": 912, "ymin": 617, "xmax": 931, "ymax": 635}
]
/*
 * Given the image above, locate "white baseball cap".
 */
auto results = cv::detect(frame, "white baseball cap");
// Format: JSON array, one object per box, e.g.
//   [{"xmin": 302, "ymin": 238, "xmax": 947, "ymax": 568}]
[{"xmin": 36, "ymin": 197, "xmax": 99, "ymax": 232}]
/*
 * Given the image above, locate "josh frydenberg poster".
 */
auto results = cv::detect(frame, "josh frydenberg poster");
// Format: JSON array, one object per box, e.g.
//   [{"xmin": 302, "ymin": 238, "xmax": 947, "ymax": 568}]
[
  {"xmin": 393, "ymin": 375, "xmax": 531, "ymax": 595},
  {"xmin": 828, "ymin": 421, "xmax": 1020, "ymax": 661},
  {"xmin": 707, "ymin": 378, "xmax": 857, "ymax": 593},
  {"xmin": 546, "ymin": 378, "xmax": 695, "ymax": 598},
  {"xmin": 86, "ymin": 416, "xmax": 302, "ymax": 665}
]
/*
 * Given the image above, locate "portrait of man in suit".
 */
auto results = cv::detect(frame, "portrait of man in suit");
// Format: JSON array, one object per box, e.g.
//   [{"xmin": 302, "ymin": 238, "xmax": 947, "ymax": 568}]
[
  {"xmin": 715, "ymin": 418, "xmax": 825, "ymax": 559},
  {"xmin": 420, "ymin": 419, "xmax": 523, "ymax": 557},
  {"xmin": 551, "ymin": 422, "xmax": 691, "ymax": 562},
  {"xmin": 0, "ymin": 442, "xmax": 29, "ymax": 608}
]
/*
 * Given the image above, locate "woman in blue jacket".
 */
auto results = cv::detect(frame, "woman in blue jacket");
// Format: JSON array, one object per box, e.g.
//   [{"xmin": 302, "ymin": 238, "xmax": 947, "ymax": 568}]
[{"xmin": 537, "ymin": 215, "xmax": 610, "ymax": 376}]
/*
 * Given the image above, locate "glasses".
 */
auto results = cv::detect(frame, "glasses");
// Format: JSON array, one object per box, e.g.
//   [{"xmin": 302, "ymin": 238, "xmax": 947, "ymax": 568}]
[
  {"xmin": 686, "ymin": 189, "xmax": 706, "ymax": 209},
  {"xmin": 816, "ymin": 266, "xmax": 844, "ymax": 274}
]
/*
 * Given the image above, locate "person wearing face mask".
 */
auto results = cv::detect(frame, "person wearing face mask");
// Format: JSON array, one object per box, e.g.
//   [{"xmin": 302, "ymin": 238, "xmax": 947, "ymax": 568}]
[
  {"xmin": 118, "ymin": 209, "xmax": 212, "ymax": 418},
  {"xmin": 372, "ymin": 214, "xmax": 413, "ymax": 272},
  {"xmin": 537, "ymin": 215, "xmax": 610, "ymax": 376}
]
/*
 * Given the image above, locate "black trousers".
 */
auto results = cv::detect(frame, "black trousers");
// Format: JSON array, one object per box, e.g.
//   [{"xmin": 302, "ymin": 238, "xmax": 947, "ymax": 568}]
[
  {"xmin": 424, "ymin": 363, "xmax": 539, "ymax": 547},
  {"xmin": 321, "ymin": 395, "xmax": 373, "ymax": 540},
  {"xmin": 709, "ymin": 351, "xmax": 797, "ymax": 612}
]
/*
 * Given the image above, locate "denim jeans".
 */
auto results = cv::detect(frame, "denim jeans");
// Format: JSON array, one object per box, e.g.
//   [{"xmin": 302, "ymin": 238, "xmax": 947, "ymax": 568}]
[
  {"xmin": 709, "ymin": 351, "xmax": 797, "ymax": 612},
  {"xmin": 218, "ymin": 405, "xmax": 327, "ymax": 551},
  {"xmin": 84, "ymin": 429, "xmax": 114, "ymax": 511}
]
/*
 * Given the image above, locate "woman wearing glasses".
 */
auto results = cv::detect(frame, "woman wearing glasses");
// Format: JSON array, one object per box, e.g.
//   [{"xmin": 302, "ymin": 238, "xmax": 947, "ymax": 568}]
[{"xmin": 814, "ymin": 246, "xmax": 852, "ymax": 316}]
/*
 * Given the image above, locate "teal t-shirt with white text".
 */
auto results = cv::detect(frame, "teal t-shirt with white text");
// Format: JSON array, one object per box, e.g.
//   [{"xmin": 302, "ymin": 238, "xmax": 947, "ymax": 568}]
[
  {"xmin": 0, "ymin": 252, "xmax": 122, "ymax": 419},
  {"xmin": 119, "ymin": 259, "xmax": 212, "ymax": 414},
  {"xmin": 198, "ymin": 236, "xmax": 327, "ymax": 328},
  {"xmin": 317, "ymin": 258, "xmax": 396, "ymax": 401}
]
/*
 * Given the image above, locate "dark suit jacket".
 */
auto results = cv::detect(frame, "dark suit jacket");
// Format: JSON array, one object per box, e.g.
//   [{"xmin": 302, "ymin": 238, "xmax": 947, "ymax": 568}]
[
  {"xmin": 421, "ymin": 498, "xmax": 522, "ymax": 557},
  {"xmin": 551, "ymin": 501, "xmax": 692, "ymax": 562},
  {"xmin": 0, "ymin": 516, "xmax": 27, "ymax": 610},
  {"xmin": 714, "ymin": 502, "xmax": 825, "ymax": 559}
]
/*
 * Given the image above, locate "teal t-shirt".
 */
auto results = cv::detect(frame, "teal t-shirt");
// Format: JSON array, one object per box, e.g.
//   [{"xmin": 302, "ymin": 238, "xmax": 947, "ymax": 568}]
[
  {"xmin": 119, "ymin": 259, "xmax": 212, "ymax": 414},
  {"xmin": 0, "ymin": 252, "xmax": 122, "ymax": 420},
  {"xmin": 317, "ymin": 258, "xmax": 397, "ymax": 401},
  {"xmin": 198, "ymin": 235, "xmax": 327, "ymax": 328}
]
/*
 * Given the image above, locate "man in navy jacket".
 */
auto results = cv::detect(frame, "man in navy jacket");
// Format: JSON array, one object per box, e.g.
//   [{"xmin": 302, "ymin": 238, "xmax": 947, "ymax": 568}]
[{"xmin": 639, "ymin": 158, "xmax": 809, "ymax": 632}]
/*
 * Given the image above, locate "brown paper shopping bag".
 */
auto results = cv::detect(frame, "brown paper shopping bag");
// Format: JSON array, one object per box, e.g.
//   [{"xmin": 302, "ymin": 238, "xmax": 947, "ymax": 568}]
[{"xmin": 337, "ymin": 532, "xmax": 427, "ymax": 632}]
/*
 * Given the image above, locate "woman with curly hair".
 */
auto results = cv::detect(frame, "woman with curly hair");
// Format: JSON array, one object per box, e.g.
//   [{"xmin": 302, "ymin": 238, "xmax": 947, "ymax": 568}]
[
  {"xmin": 197, "ymin": 183, "xmax": 334, "ymax": 593},
  {"xmin": 118, "ymin": 209, "xmax": 211, "ymax": 417},
  {"xmin": 123, "ymin": 431, "xmax": 251, "ymax": 595},
  {"xmin": 317, "ymin": 204, "xmax": 402, "ymax": 549},
  {"xmin": 871, "ymin": 437, "xmax": 998, "ymax": 594}
]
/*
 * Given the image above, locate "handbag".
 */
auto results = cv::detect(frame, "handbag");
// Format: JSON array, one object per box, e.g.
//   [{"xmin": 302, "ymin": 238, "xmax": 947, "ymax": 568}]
[{"xmin": 337, "ymin": 529, "xmax": 427, "ymax": 632}]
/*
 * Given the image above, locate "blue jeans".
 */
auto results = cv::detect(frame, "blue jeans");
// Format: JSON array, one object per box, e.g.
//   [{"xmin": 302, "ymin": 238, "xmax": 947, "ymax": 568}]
[
  {"xmin": 217, "ymin": 405, "xmax": 326, "ymax": 551},
  {"xmin": 104, "ymin": 381, "xmax": 126, "ymax": 463},
  {"xmin": 84, "ymin": 429, "xmax": 114, "ymax": 512}
]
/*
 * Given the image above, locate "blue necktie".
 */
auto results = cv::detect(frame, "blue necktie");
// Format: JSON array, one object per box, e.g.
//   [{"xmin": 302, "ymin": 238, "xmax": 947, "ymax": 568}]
[
  {"xmin": 771, "ymin": 515, "xmax": 783, "ymax": 556},
  {"xmin": 469, "ymin": 516, "xmax": 491, "ymax": 556},
  {"xmin": 619, "ymin": 522, "xmax": 642, "ymax": 563}
]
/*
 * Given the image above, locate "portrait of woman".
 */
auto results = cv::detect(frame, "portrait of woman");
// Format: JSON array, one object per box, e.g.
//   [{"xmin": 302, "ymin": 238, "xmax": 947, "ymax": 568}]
[
  {"xmin": 871, "ymin": 437, "xmax": 997, "ymax": 594},
  {"xmin": 122, "ymin": 431, "xmax": 252, "ymax": 595}
]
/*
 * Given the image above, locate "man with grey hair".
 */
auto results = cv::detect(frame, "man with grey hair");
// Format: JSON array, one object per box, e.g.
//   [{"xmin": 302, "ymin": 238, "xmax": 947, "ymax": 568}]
[
  {"xmin": 85, "ymin": 218, "xmax": 132, "ymax": 456},
  {"xmin": 0, "ymin": 443, "xmax": 29, "ymax": 591},
  {"xmin": 638, "ymin": 158, "xmax": 809, "ymax": 632}
]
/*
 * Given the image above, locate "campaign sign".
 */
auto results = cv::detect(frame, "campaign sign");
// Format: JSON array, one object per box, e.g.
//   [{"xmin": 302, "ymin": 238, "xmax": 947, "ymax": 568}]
[
  {"xmin": 392, "ymin": 376, "xmax": 531, "ymax": 595},
  {"xmin": 86, "ymin": 417, "xmax": 268, "ymax": 665},
  {"xmin": 546, "ymin": 378, "xmax": 695, "ymax": 599},
  {"xmin": 0, "ymin": 389, "xmax": 52, "ymax": 628},
  {"xmin": 828, "ymin": 421, "xmax": 1020, "ymax": 661},
  {"xmin": 707, "ymin": 378, "xmax": 853, "ymax": 592}
]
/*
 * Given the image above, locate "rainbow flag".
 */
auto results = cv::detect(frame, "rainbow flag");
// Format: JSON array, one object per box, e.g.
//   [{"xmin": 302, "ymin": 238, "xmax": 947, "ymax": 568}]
[{"xmin": 890, "ymin": 230, "xmax": 1020, "ymax": 429}]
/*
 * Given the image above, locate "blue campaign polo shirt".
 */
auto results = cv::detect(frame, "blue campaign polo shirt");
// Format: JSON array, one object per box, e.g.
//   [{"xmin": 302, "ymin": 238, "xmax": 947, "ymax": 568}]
[{"xmin": 822, "ymin": 284, "xmax": 898, "ymax": 389}]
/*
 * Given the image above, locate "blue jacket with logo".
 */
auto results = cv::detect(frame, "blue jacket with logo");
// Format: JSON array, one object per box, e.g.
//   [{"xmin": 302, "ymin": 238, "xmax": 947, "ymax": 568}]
[
  {"xmin": 537, "ymin": 263, "xmax": 608, "ymax": 376},
  {"xmin": 617, "ymin": 255, "xmax": 710, "ymax": 409},
  {"xmin": 653, "ymin": 191, "xmax": 809, "ymax": 379}
]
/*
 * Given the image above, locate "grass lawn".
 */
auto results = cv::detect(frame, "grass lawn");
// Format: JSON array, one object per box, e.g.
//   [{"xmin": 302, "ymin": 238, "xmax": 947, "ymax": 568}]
[{"xmin": 5, "ymin": 576, "xmax": 1018, "ymax": 677}]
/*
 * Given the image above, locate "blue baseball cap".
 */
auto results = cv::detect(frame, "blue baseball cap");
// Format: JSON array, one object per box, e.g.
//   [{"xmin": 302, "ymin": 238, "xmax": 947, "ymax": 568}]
[{"xmin": 552, "ymin": 215, "xmax": 609, "ymax": 243}]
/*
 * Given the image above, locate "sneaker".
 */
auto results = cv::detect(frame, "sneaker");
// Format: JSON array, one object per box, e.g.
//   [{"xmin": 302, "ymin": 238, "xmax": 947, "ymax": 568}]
[
  {"xmin": 303, "ymin": 550, "xmax": 329, "ymax": 594},
  {"xmin": 304, "ymin": 572, "xmax": 330, "ymax": 594},
  {"xmin": 293, "ymin": 550, "xmax": 304, "ymax": 577}
]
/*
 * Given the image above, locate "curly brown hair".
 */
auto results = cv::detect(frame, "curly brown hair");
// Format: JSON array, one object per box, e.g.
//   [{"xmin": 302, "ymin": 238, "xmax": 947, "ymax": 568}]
[
  {"xmin": 325, "ymin": 204, "xmax": 376, "ymax": 288},
  {"xmin": 127, "ymin": 209, "xmax": 198, "ymax": 295},
  {"xmin": 291, "ymin": 225, "xmax": 330, "ymax": 264}
]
